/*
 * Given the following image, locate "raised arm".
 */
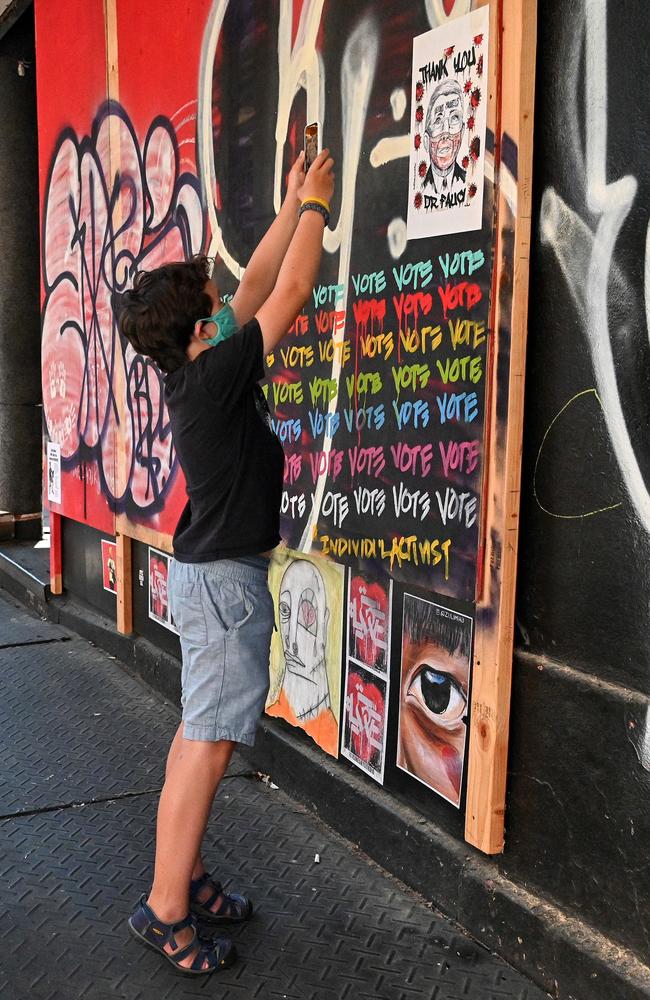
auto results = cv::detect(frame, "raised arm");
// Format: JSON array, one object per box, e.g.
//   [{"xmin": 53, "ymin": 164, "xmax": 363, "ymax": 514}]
[
  {"xmin": 255, "ymin": 149, "xmax": 335, "ymax": 356},
  {"xmin": 230, "ymin": 154, "xmax": 307, "ymax": 327}
]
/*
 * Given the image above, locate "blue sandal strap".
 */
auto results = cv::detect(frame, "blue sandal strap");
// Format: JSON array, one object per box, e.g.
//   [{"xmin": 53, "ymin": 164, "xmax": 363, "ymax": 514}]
[
  {"xmin": 190, "ymin": 873, "xmax": 222, "ymax": 893},
  {"xmin": 190, "ymin": 873, "xmax": 251, "ymax": 920},
  {"xmin": 172, "ymin": 914, "xmax": 195, "ymax": 934},
  {"xmin": 190, "ymin": 945, "xmax": 216, "ymax": 972},
  {"xmin": 134, "ymin": 896, "xmax": 198, "ymax": 952},
  {"xmin": 171, "ymin": 931, "xmax": 201, "ymax": 964},
  {"xmin": 190, "ymin": 874, "xmax": 227, "ymax": 913},
  {"xmin": 201, "ymin": 887, "xmax": 223, "ymax": 911}
]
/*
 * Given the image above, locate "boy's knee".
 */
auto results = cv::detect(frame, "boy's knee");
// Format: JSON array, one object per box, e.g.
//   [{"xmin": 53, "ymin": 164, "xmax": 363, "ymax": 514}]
[{"xmin": 182, "ymin": 736, "xmax": 233, "ymax": 764}]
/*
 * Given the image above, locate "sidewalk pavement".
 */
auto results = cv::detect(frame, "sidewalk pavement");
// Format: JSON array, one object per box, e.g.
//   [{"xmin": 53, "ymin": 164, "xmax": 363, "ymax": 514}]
[{"xmin": 0, "ymin": 586, "xmax": 548, "ymax": 1000}]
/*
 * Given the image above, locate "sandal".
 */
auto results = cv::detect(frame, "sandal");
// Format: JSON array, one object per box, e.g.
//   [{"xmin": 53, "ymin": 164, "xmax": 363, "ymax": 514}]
[
  {"xmin": 190, "ymin": 872, "xmax": 253, "ymax": 924},
  {"xmin": 128, "ymin": 894, "xmax": 236, "ymax": 976}
]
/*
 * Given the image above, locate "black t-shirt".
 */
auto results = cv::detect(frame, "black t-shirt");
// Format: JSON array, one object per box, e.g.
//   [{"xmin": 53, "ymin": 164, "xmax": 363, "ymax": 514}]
[{"xmin": 164, "ymin": 319, "xmax": 285, "ymax": 562}]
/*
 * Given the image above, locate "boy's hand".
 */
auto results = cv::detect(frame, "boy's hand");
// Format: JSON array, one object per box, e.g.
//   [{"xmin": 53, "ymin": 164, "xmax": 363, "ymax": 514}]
[
  {"xmin": 299, "ymin": 148, "xmax": 335, "ymax": 206},
  {"xmin": 286, "ymin": 152, "xmax": 306, "ymax": 206}
]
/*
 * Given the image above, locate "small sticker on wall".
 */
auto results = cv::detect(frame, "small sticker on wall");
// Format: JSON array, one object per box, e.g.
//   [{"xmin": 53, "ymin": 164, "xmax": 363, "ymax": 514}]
[
  {"xmin": 148, "ymin": 547, "xmax": 177, "ymax": 634},
  {"xmin": 101, "ymin": 540, "xmax": 117, "ymax": 594},
  {"xmin": 341, "ymin": 572, "xmax": 393, "ymax": 784},
  {"xmin": 47, "ymin": 442, "xmax": 61, "ymax": 505}
]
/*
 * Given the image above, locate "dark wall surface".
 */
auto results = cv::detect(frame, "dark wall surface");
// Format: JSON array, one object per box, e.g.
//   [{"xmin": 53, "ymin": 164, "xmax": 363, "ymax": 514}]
[
  {"xmin": 507, "ymin": 0, "xmax": 650, "ymax": 959},
  {"xmin": 517, "ymin": 0, "xmax": 650, "ymax": 698},
  {"xmin": 0, "ymin": 7, "xmax": 41, "ymax": 515}
]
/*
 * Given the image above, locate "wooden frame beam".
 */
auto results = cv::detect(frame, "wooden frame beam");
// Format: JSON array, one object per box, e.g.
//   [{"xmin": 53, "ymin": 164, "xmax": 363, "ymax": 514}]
[
  {"xmin": 465, "ymin": 0, "xmax": 538, "ymax": 853},
  {"xmin": 49, "ymin": 511, "xmax": 62, "ymax": 595}
]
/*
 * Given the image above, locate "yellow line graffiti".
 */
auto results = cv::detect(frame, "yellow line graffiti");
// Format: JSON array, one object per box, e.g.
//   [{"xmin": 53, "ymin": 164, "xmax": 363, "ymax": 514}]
[{"xmin": 533, "ymin": 388, "xmax": 624, "ymax": 520}]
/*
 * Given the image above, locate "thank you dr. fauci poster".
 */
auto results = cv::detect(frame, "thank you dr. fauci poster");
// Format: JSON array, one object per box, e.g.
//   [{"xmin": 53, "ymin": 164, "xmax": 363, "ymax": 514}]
[{"xmin": 407, "ymin": 7, "xmax": 489, "ymax": 240}]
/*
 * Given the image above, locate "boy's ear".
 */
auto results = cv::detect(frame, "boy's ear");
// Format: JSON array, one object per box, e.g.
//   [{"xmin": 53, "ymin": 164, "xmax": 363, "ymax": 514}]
[{"xmin": 193, "ymin": 319, "xmax": 206, "ymax": 341}]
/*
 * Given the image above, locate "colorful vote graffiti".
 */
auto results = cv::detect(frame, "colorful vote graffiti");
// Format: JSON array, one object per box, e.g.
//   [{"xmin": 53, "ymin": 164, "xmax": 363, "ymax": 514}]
[
  {"xmin": 260, "ymin": 238, "xmax": 491, "ymax": 602},
  {"xmin": 208, "ymin": 4, "xmax": 495, "ymax": 604}
]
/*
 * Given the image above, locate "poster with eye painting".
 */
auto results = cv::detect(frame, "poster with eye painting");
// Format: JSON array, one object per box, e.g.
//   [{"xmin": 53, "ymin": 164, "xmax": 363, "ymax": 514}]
[
  {"xmin": 407, "ymin": 7, "xmax": 489, "ymax": 240},
  {"xmin": 341, "ymin": 572, "xmax": 393, "ymax": 783},
  {"xmin": 397, "ymin": 593, "xmax": 472, "ymax": 807},
  {"xmin": 266, "ymin": 549, "xmax": 344, "ymax": 758}
]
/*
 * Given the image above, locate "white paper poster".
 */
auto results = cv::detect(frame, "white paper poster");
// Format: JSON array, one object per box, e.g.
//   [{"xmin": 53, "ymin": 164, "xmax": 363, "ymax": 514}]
[
  {"xmin": 101, "ymin": 539, "xmax": 117, "ymax": 594},
  {"xmin": 46, "ymin": 442, "xmax": 61, "ymax": 505},
  {"xmin": 148, "ymin": 547, "xmax": 178, "ymax": 634},
  {"xmin": 341, "ymin": 572, "xmax": 393, "ymax": 785},
  {"xmin": 407, "ymin": 7, "xmax": 489, "ymax": 240}
]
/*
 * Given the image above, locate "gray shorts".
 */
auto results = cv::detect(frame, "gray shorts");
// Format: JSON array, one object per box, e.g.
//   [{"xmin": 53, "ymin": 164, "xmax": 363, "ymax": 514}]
[{"xmin": 168, "ymin": 555, "xmax": 274, "ymax": 745}]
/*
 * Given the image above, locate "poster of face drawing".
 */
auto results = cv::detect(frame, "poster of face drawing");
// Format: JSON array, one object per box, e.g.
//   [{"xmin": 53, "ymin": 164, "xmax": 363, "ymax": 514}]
[
  {"xmin": 148, "ymin": 547, "xmax": 177, "ymax": 633},
  {"xmin": 341, "ymin": 572, "xmax": 393, "ymax": 784},
  {"xmin": 397, "ymin": 594, "xmax": 472, "ymax": 807},
  {"xmin": 407, "ymin": 6, "xmax": 489, "ymax": 240},
  {"xmin": 266, "ymin": 550, "xmax": 344, "ymax": 758}
]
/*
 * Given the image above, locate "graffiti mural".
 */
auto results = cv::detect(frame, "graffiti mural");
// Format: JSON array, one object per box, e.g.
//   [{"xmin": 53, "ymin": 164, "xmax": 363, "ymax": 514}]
[
  {"xmin": 41, "ymin": 1, "xmax": 492, "ymax": 590},
  {"xmin": 530, "ymin": 0, "xmax": 650, "ymax": 765},
  {"xmin": 202, "ymin": 1, "xmax": 494, "ymax": 601},
  {"xmin": 41, "ymin": 103, "xmax": 204, "ymax": 529},
  {"xmin": 37, "ymin": 0, "xmax": 505, "ymax": 811},
  {"xmin": 501, "ymin": 0, "xmax": 650, "ymax": 959}
]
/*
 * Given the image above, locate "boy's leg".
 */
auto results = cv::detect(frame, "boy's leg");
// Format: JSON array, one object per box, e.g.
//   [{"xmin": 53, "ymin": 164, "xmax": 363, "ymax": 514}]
[
  {"xmin": 163, "ymin": 723, "xmax": 239, "ymax": 912},
  {"xmin": 146, "ymin": 735, "xmax": 235, "ymax": 969},
  {"xmin": 164, "ymin": 722, "xmax": 206, "ymax": 879}
]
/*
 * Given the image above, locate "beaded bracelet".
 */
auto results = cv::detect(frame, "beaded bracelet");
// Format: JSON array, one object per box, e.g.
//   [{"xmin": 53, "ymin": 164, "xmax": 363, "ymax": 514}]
[{"xmin": 299, "ymin": 200, "xmax": 330, "ymax": 227}]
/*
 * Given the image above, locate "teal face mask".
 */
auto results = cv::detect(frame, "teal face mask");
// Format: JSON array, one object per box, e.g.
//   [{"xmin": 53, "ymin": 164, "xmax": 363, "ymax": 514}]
[{"xmin": 197, "ymin": 303, "xmax": 238, "ymax": 346}]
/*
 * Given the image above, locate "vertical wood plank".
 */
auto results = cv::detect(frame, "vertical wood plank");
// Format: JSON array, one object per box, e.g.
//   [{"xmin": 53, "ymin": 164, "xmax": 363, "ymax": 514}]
[
  {"xmin": 49, "ymin": 511, "xmax": 63, "ymax": 595},
  {"xmin": 116, "ymin": 531, "xmax": 133, "ymax": 634},
  {"xmin": 464, "ymin": 0, "xmax": 538, "ymax": 853},
  {"xmin": 103, "ymin": 0, "xmax": 134, "ymax": 634}
]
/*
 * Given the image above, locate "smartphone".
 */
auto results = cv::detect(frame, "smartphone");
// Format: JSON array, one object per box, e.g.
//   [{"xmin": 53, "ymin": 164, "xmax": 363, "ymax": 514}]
[{"xmin": 304, "ymin": 121, "xmax": 322, "ymax": 171}]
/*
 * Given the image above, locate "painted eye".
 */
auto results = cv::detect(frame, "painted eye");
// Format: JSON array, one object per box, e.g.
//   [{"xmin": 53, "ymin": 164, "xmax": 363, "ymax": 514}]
[
  {"xmin": 298, "ymin": 598, "xmax": 317, "ymax": 635},
  {"xmin": 408, "ymin": 666, "xmax": 467, "ymax": 726}
]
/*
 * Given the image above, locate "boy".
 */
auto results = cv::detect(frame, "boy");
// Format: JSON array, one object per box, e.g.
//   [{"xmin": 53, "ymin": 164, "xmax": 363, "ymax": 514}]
[{"xmin": 118, "ymin": 149, "xmax": 334, "ymax": 975}]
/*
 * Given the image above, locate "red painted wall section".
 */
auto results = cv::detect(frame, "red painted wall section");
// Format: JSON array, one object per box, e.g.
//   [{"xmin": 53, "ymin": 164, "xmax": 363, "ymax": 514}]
[
  {"xmin": 111, "ymin": 0, "xmax": 214, "ymax": 538},
  {"xmin": 36, "ymin": 0, "xmax": 115, "ymax": 533},
  {"xmin": 35, "ymin": 0, "xmax": 217, "ymax": 539}
]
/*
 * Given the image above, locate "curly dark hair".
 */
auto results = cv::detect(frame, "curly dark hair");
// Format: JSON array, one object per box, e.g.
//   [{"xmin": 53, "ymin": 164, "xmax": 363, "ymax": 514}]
[
  {"xmin": 117, "ymin": 255, "xmax": 213, "ymax": 373},
  {"xmin": 403, "ymin": 595, "xmax": 472, "ymax": 659}
]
